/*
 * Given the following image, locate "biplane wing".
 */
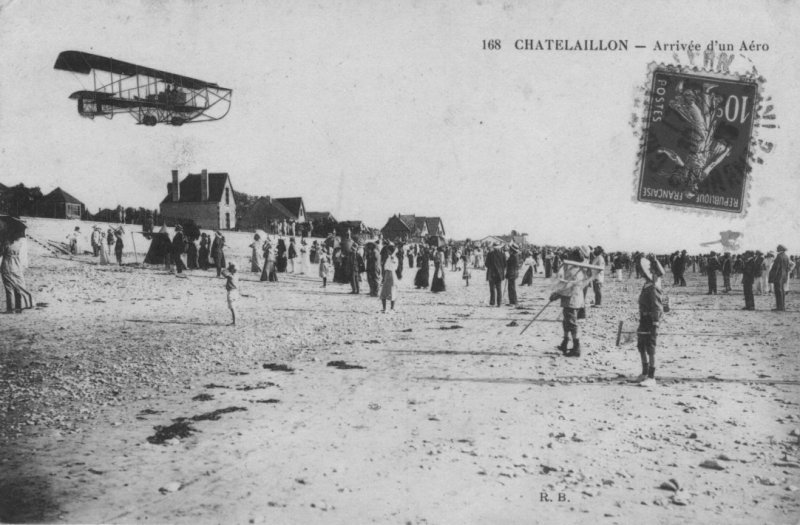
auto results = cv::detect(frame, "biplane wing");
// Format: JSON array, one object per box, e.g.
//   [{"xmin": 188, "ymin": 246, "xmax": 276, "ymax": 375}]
[{"xmin": 54, "ymin": 50, "xmax": 232, "ymax": 126}]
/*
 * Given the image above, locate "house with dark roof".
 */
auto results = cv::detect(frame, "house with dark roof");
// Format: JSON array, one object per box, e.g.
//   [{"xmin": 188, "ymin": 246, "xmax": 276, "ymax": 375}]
[
  {"xmin": 236, "ymin": 196, "xmax": 297, "ymax": 231},
  {"xmin": 37, "ymin": 187, "xmax": 85, "ymax": 219},
  {"xmin": 424, "ymin": 217, "xmax": 445, "ymax": 237},
  {"xmin": 381, "ymin": 214, "xmax": 445, "ymax": 241},
  {"xmin": 275, "ymin": 198, "xmax": 306, "ymax": 223},
  {"xmin": 159, "ymin": 169, "xmax": 237, "ymax": 230},
  {"xmin": 306, "ymin": 211, "xmax": 336, "ymax": 223}
]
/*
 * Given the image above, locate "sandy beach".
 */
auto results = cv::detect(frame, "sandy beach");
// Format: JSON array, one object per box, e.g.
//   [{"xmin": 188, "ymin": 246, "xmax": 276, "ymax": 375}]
[{"xmin": 1, "ymin": 222, "xmax": 799, "ymax": 524}]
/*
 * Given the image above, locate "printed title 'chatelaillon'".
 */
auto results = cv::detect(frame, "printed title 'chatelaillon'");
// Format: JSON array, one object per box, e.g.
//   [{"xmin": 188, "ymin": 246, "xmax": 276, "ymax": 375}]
[{"xmin": 514, "ymin": 39, "xmax": 629, "ymax": 51}]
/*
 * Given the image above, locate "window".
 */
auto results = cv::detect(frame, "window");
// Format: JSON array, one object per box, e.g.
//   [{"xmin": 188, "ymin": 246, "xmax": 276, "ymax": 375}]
[
  {"xmin": 225, "ymin": 188, "xmax": 230, "ymax": 205},
  {"xmin": 225, "ymin": 213, "xmax": 230, "ymax": 230},
  {"xmin": 66, "ymin": 203, "xmax": 81, "ymax": 219}
]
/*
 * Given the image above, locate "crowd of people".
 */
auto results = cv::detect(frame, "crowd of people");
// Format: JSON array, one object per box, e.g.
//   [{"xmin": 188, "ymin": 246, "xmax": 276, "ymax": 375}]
[{"xmin": 3, "ymin": 219, "xmax": 798, "ymax": 387}]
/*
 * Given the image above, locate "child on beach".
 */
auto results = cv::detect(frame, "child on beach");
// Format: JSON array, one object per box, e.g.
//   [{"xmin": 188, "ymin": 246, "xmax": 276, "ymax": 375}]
[
  {"xmin": 319, "ymin": 248, "xmax": 331, "ymax": 288},
  {"xmin": 634, "ymin": 255, "xmax": 664, "ymax": 387},
  {"xmin": 221, "ymin": 262, "xmax": 239, "ymax": 326}
]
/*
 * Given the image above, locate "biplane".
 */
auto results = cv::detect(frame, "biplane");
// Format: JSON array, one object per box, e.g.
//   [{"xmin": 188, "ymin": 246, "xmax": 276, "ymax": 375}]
[{"xmin": 54, "ymin": 50, "xmax": 232, "ymax": 126}]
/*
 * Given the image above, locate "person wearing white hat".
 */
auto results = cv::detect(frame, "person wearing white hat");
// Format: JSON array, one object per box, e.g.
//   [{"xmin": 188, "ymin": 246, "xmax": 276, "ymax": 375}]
[
  {"xmin": 634, "ymin": 255, "xmax": 665, "ymax": 387},
  {"xmin": 549, "ymin": 247, "xmax": 597, "ymax": 357}
]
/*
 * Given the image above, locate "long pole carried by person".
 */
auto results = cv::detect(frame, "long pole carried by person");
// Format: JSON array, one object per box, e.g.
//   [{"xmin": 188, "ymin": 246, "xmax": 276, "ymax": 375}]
[{"xmin": 520, "ymin": 298, "xmax": 556, "ymax": 335}]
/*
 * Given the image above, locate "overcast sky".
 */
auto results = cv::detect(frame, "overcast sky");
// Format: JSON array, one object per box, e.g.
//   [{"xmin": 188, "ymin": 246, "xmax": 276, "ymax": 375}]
[{"xmin": 1, "ymin": 0, "xmax": 798, "ymax": 251}]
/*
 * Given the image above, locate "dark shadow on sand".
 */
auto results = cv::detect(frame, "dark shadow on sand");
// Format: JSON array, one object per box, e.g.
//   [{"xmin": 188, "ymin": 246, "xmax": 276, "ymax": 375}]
[
  {"xmin": 126, "ymin": 319, "xmax": 220, "ymax": 326},
  {"xmin": 418, "ymin": 375, "xmax": 800, "ymax": 387}
]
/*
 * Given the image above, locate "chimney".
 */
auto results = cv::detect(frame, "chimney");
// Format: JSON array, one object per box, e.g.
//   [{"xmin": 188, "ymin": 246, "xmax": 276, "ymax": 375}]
[
  {"xmin": 171, "ymin": 170, "xmax": 180, "ymax": 202},
  {"xmin": 200, "ymin": 169, "xmax": 209, "ymax": 201}
]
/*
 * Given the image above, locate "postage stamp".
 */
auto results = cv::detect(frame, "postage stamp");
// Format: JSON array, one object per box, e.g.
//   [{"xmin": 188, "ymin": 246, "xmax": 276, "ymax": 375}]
[{"xmin": 636, "ymin": 64, "xmax": 760, "ymax": 214}]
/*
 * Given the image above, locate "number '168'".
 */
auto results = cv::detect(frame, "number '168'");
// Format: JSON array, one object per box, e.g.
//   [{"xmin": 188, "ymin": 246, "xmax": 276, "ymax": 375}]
[{"xmin": 483, "ymin": 39, "xmax": 501, "ymax": 50}]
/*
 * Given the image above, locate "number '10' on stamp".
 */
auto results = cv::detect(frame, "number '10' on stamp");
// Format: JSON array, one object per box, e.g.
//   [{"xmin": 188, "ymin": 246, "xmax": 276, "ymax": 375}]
[{"xmin": 637, "ymin": 66, "xmax": 759, "ymax": 214}]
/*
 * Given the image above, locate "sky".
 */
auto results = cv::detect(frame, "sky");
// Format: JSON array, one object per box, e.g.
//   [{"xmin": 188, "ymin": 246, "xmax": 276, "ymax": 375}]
[{"xmin": 1, "ymin": 0, "xmax": 799, "ymax": 252}]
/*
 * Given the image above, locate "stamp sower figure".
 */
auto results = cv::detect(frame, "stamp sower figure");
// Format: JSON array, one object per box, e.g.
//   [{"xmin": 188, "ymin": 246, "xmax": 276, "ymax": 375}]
[
  {"xmin": 549, "ymin": 246, "xmax": 596, "ymax": 357},
  {"xmin": 221, "ymin": 262, "xmax": 239, "ymax": 326},
  {"xmin": 634, "ymin": 255, "xmax": 664, "ymax": 387}
]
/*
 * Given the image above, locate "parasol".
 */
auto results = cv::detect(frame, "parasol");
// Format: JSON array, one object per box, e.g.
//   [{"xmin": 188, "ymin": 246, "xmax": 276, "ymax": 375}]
[{"xmin": 0, "ymin": 215, "xmax": 27, "ymax": 241}]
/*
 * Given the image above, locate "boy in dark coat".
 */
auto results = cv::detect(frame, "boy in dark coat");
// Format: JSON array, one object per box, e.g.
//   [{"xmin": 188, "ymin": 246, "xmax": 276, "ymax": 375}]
[{"xmin": 635, "ymin": 255, "xmax": 664, "ymax": 387}]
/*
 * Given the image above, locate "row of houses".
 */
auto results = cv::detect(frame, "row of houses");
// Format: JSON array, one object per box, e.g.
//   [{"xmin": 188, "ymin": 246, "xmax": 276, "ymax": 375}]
[
  {"xmin": 380, "ymin": 214, "xmax": 446, "ymax": 242},
  {"xmin": 1, "ymin": 171, "xmax": 448, "ymax": 242},
  {"xmin": 158, "ymin": 169, "xmax": 362, "ymax": 234},
  {"xmin": 0, "ymin": 182, "xmax": 87, "ymax": 219}
]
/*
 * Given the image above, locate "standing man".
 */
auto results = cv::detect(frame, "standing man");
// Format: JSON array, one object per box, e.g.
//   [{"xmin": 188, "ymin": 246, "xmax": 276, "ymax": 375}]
[
  {"xmin": 544, "ymin": 249, "xmax": 553, "ymax": 278},
  {"xmin": 346, "ymin": 241, "xmax": 361, "ymax": 294},
  {"xmin": 506, "ymin": 243, "xmax": 520, "ymax": 306},
  {"xmin": 590, "ymin": 246, "xmax": 606, "ymax": 307},
  {"xmin": 753, "ymin": 250, "xmax": 765, "ymax": 295},
  {"xmin": 366, "ymin": 242, "xmax": 381, "ymax": 297},
  {"xmin": 171, "ymin": 225, "xmax": 187, "ymax": 276},
  {"xmin": 741, "ymin": 250, "xmax": 756, "ymax": 310},
  {"xmin": 672, "ymin": 250, "xmax": 687, "ymax": 287},
  {"xmin": 90, "ymin": 226, "xmax": 102, "ymax": 257},
  {"xmin": 722, "ymin": 252, "xmax": 732, "ymax": 293},
  {"xmin": 485, "ymin": 242, "xmax": 506, "ymax": 307},
  {"xmin": 769, "ymin": 244, "xmax": 790, "ymax": 311},
  {"xmin": 706, "ymin": 252, "xmax": 720, "ymax": 294}
]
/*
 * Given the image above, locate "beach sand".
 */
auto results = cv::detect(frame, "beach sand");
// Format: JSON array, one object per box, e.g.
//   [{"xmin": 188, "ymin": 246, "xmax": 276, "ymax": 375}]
[{"xmin": 2, "ymin": 224, "xmax": 799, "ymax": 524}]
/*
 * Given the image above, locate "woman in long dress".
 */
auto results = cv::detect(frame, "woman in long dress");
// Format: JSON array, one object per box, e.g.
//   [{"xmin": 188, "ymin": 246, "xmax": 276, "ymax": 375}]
[
  {"xmin": 380, "ymin": 244, "xmax": 399, "ymax": 312},
  {"xmin": 276, "ymin": 239, "xmax": 288, "ymax": 272},
  {"xmin": 414, "ymin": 248, "xmax": 430, "ymax": 289},
  {"xmin": 521, "ymin": 253, "xmax": 534, "ymax": 286},
  {"xmin": 98, "ymin": 237, "xmax": 111, "ymax": 265},
  {"xmin": 431, "ymin": 247, "xmax": 446, "ymax": 293},
  {"xmin": 260, "ymin": 242, "xmax": 278, "ymax": 282},
  {"xmin": 250, "ymin": 234, "xmax": 264, "ymax": 273},
  {"xmin": 333, "ymin": 246, "xmax": 347, "ymax": 283},
  {"xmin": 298, "ymin": 239, "xmax": 308, "ymax": 275},
  {"xmin": 1, "ymin": 234, "xmax": 33, "ymax": 313},
  {"xmin": 199, "ymin": 233, "xmax": 210, "ymax": 270}
]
